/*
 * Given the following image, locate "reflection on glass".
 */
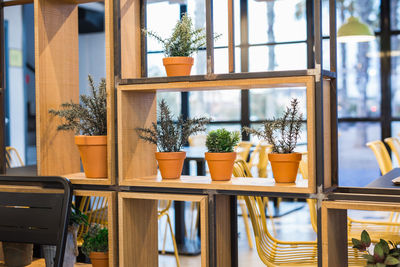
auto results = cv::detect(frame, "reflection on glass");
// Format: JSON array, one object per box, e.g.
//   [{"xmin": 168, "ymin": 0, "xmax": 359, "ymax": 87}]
[
  {"xmin": 337, "ymin": 38, "xmax": 381, "ymax": 118},
  {"xmin": 189, "ymin": 90, "xmax": 240, "ymax": 121},
  {"xmin": 250, "ymin": 87, "xmax": 307, "ymax": 121},
  {"xmin": 248, "ymin": 0, "xmax": 306, "ymax": 44},
  {"xmin": 338, "ymin": 122, "xmax": 381, "ymax": 187},
  {"xmin": 249, "ymin": 43, "xmax": 307, "ymax": 72}
]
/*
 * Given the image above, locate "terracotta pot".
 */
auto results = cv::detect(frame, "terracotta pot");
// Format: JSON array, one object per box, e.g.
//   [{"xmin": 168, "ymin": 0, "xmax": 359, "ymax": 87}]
[
  {"xmin": 155, "ymin": 152, "xmax": 186, "ymax": 179},
  {"xmin": 162, "ymin": 57, "xmax": 194, "ymax": 77},
  {"xmin": 75, "ymin": 135, "xmax": 107, "ymax": 178},
  {"xmin": 89, "ymin": 251, "xmax": 109, "ymax": 267},
  {"xmin": 205, "ymin": 152, "xmax": 236, "ymax": 181},
  {"xmin": 268, "ymin": 153, "xmax": 302, "ymax": 183},
  {"xmin": 2, "ymin": 242, "xmax": 33, "ymax": 266}
]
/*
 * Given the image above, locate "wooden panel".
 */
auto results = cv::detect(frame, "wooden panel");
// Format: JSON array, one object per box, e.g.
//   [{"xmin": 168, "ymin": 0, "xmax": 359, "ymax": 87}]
[
  {"xmin": 74, "ymin": 190, "xmax": 117, "ymax": 267},
  {"xmin": 321, "ymin": 205, "xmax": 348, "ymax": 267},
  {"xmin": 63, "ymin": 172, "xmax": 111, "ymax": 185},
  {"xmin": 119, "ymin": 196, "xmax": 158, "ymax": 267},
  {"xmin": 323, "ymin": 200, "xmax": 400, "ymax": 212},
  {"xmin": 34, "ymin": 0, "xmax": 80, "ymax": 176},
  {"xmin": 200, "ymin": 197, "xmax": 209, "ymax": 267},
  {"xmin": 119, "ymin": 76, "xmax": 314, "ymax": 92},
  {"xmin": 306, "ymin": 77, "xmax": 316, "ymax": 192},
  {"xmin": 105, "ymin": 0, "xmax": 116, "ymax": 183},
  {"xmin": 120, "ymin": 0, "xmax": 141, "ymax": 78},
  {"xmin": 119, "ymin": 175, "xmax": 311, "ymax": 194},
  {"xmin": 118, "ymin": 91, "xmax": 157, "ymax": 180},
  {"xmin": 228, "ymin": 0, "xmax": 234, "ymax": 73},
  {"xmin": 323, "ymin": 78, "xmax": 332, "ymax": 188},
  {"xmin": 216, "ymin": 195, "xmax": 231, "ymax": 267}
]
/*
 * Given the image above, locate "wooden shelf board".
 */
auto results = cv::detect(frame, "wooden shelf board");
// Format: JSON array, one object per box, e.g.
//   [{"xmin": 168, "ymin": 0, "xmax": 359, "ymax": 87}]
[
  {"xmin": 63, "ymin": 172, "xmax": 112, "ymax": 185},
  {"xmin": 323, "ymin": 200, "xmax": 400, "ymax": 212},
  {"xmin": 118, "ymin": 76, "xmax": 314, "ymax": 92},
  {"xmin": 120, "ymin": 175, "xmax": 311, "ymax": 193}
]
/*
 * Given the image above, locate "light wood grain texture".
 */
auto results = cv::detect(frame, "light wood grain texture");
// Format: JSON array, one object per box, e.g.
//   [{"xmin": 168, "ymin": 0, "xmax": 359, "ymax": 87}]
[
  {"xmin": 0, "ymin": 258, "xmax": 92, "ymax": 266},
  {"xmin": 1, "ymin": 0, "xmax": 33, "ymax": 7},
  {"xmin": 35, "ymin": 0, "xmax": 80, "ymax": 176},
  {"xmin": 322, "ymin": 205, "xmax": 348, "ymax": 267},
  {"xmin": 306, "ymin": 77, "xmax": 316, "ymax": 192},
  {"xmin": 0, "ymin": 184, "xmax": 63, "ymax": 193},
  {"xmin": 105, "ymin": 0, "xmax": 116, "ymax": 184},
  {"xmin": 323, "ymin": 78, "xmax": 332, "ymax": 188},
  {"xmin": 228, "ymin": 0, "xmax": 234, "ymax": 73},
  {"xmin": 119, "ymin": 175, "xmax": 311, "ymax": 193},
  {"xmin": 63, "ymin": 172, "xmax": 111, "ymax": 185},
  {"xmin": 323, "ymin": 200, "xmax": 400, "ymax": 212},
  {"xmin": 74, "ymin": 190, "xmax": 117, "ymax": 267},
  {"xmin": 119, "ymin": 196, "xmax": 158, "ymax": 266},
  {"xmin": 118, "ymin": 91, "xmax": 157, "ymax": 180},
  {"xmin": 118, "ymin": 192, "xmax": 209, "ymax": 266},
  {"xmin": 216, "ymin": 195, "xmax": 231, "ymax": 267},
  {"xmin": 120, "ymin": 0, "xmax": 141, "ymax": 78},
  {"xmin": 118, "ymin": 76, "xmax": 314, "ymax": 92}
]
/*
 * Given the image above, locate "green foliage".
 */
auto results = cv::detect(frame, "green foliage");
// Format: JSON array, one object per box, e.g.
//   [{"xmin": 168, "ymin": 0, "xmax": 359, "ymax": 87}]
[
  {"xmin": 69, "ymin": 204, "xmax": 88, "ymax": 226},
  {"xmin": 136, "ymin": 99, "xmax": 210, "ymax": 152},
  {"xmin": 243, "ymin": 98, "xmax": 303, "ymax": 154},
  {"xmin": 206, "ymin": 129, "xmax": 240, "ymax": 153},
  {"xmin": 144, "ymin": 14, "xmax": 216, "ymax": 57},
  {"xmin": 49, "ymin": 75, "xmax": 107, "ymax": 136},
  {"xmin": 81, "ymin": 224, "xmax": 108, "ymax": 257},
  {"xmin": 352, "ymin": 230, "xmax": 400, "ymax": 266}
]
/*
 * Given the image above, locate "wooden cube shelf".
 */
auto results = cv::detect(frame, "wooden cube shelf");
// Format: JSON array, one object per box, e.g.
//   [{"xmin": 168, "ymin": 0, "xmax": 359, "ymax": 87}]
[
  {"xmin": 34, "ymin": 0, "xmax": 116, "ymax": 185},
  {"xmin": 118, "ymin": 192, "xmax": 209, "ymax": 266},
  {"xmin": 322, "ymin": 200, "xmax": 400, "ymax": 267},
  {"xmin": 117, "ymin": 75, "xmax": 329, "ymax": 194},
  {"xmin": 74, "ymin": 190, "xmax": 117, "ymax": 267}
]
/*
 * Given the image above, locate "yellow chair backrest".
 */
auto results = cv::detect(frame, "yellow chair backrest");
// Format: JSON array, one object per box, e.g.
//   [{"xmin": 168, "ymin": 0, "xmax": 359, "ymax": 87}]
[
  {"xmin": 233, "ymin": 159, "xmax": 253, "ymax": 178},
  {"xmin": 235, "ymin": 141, "xmax": 253, "ymax": 161},
  {"xmin": 248, "ymin": 141, "xmax": 273, "ymax": 178},
  {"xmin": 188, "ymin": 134, "xmax": 206, "ymax": 147},
  {"xmin": 5, "ymin": 147, "xmax": 24, "ymax": 168},
  {"xmin": 385, "ymin": 137, "xmax": 400, "ymax": 167},
  {"xmin": 366, "ymin": 140, "xmax": 393, "ymax": 175},
  {"xmin": 77, "ymin": 196, "xmax": 108, "ymax": 245}
]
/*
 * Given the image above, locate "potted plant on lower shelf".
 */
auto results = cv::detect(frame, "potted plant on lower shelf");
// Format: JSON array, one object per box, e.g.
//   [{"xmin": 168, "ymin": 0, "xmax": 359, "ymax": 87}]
[
  {"xmin": 144, "ymin": 14, "xmax": 216, "ymax": 77},
  {"xmin": 49, "ymin": 75, "xmax": 107, "ymax": 178},
  {"xmin": 352, "ymin": 230, "xmax": 400, "ymax": 266},
  {"xmin": 82, "ymin": 224, "xmax": 109, "ymax": 267},
  {"xmin": 43, "ymin": 204, "xmax": 88, "ymax": 267},
  {"xmin": 205, "ymin": 129, "xmax": 240, "ymax": 181},
  {"xmin": 244, "ymin": 98, "xmax": 303, "ymax": 183},
  {"xmin": 136, "ymin": 99, "xmax": 210, "ymax": 179}
]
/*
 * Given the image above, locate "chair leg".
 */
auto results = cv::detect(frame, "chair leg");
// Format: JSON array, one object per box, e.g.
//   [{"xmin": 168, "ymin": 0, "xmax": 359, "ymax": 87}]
[
  {"xmin": 240, "ymin": 202, "xmax": 253, "ymax": 249},
  {"xmin": 264, "ymin": 198, "xmax": 277, "ymax": 236},
  {"xmin": 161, "ymin": 215, "xmax": 168, "ymax": 254},
  {"xmin": 166, "ymin": 213, "xmax": 181, "ymax": 267}
]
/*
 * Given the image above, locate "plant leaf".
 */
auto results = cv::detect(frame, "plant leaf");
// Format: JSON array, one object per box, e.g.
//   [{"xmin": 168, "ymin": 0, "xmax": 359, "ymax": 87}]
[
  {"xmin": 361, "ymin": 230, "xmax": 372, "ymax": 247},
  {"xmin": 384, "ymin": 255, "xmax": 400, "ymax": 265}
]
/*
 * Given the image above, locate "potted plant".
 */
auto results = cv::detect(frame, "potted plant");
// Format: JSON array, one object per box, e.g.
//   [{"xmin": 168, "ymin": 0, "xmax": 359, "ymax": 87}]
[
  {"xmin": 43, "ymin": 204, "xmax": 88, "ymax": 267},
  {"xmin": 144, "ymin": 14, "xmax": 208, "ymax": 77},
  {"xmin": 352, "ymin": 230, "xmax": 400, "ymax": 266},
  {"xmin": 49, "ymin": 75, "xmax": 107, "ymax": 178},
  {"xmin": 82, "ymin": 224, "xmax": 109, "ymax": 267},
  {"xmin": 205, "ymin": 128, "xmax": 240, "ymax": 181},
  {"xmin": 2, "ymin": 242, "xmax": 33, "ymax": 266},
  {"xmin": 136, "ymin": 99, "xmax": 210, "ymax": 179},
  {"xmin": 244, "ymin": 98, "xmax": 303, "ymax": 183}
]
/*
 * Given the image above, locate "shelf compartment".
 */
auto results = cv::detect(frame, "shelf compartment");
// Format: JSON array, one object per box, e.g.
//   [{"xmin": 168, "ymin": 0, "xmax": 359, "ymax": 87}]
[
  {"xmin": 118, "ymin": 192, "xmax": 209, "ymax": 266},
  {"xmin": 118, "ymin": 75, "xmax": 318, "ymax": 194}
]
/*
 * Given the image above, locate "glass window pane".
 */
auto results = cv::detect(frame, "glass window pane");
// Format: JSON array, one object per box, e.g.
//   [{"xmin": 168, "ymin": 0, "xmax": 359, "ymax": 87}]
[
  {"xmin": 207, "ymin": 123, "xmax": 241, "ymax": 133},
  {"xmin": 157, "ymin": 92, "xmax": 181, "ymax": 118},
  {"xmin": 391, "ymin": 36, "xmax": 400, "ymax": 117},
  {"xmin": 214, "ymin": 48, "xmax": 228, "ymax": 74},
  {"xmin": 249, "ymin": 87, "xmax": 307, "ymax": 121},
  {"xmin": 338, "ymin": 122, "xmax": 381, "ymax": 187},
  {"xmin": 189, "ymin": 90, "xmax": 241, "ymax": 121},
  {"xmin": 337, "ymin": 38, "xmax": 381, "ymax": 118},
  {"xmin": 213, "ymin": 0, "xmax": 228, "ymax": 47},
  {"xmin": 249, "ymin": 43, "xmax": 307, "ymax": 72},
  {"xmin": 391, "ymin": 0, "xmax": 400, "ymax": 30},
  {"xmin": 335, "ymin": 0, "xmax": 379, "ymax": 33},
  {"xmin": 391, "ymin": 122, "xmax": 400, "ymax": 167},
  {"xmin": 248, "ymin": 0, "xmax": 306, "ymax": 44}
]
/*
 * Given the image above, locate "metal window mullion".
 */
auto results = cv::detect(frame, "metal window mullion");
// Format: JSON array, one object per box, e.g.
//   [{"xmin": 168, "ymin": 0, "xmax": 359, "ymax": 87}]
[
  {"xmin": 0, "ymin": 2, "xmax": 5, "ymax": 174},
  {"xmin": 206, "ymin": 0, "xmax": 214, "ymax": 75}
]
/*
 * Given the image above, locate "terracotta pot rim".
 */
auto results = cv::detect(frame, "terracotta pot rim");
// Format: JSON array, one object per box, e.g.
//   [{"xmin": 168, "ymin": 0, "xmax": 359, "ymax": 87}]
[
  {"xmin": 163, "ymin": 57, "xmax": 194, "ymax": 65},
  {"xmin": 205, "ymin": 152, "xmax": 237, "ymax": 160},
  {"xmin": 90, "ymin": 251, "xmax": 109, "ymax": 258},
  {"xmin": 268, "ymin": 152, "xmax": 302, "ymax": 162},
  {"xmin": 75, "ymin": 135, "xmax": 107, "ymax": 145},
  {"xmin": 155, "ymin": 151, "xmax": 186, "ymax": 160}
]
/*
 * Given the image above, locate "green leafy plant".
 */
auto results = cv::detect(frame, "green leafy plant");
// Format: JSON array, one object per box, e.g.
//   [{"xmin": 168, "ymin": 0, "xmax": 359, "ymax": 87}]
[
  {"xmin": 206, "ymin": 129, "xmax": 240, "ymax": 153},
  {"xmin": 81, "ymin": 224, "xmax": 108, "ymax": 257},
  {"xmin": 136, "ymin": 99, "xmax": 210, "ymax": 152},
  {"xmin": 69, "ymin": 204, "xmax": 88, "ymax": 226},
  {"xmin": 49, "ymin": 75, "xmax": 107, "ymax": 136},
  {"xmin": 243, "ymin": 98, "xmax": 303, "ymax": 154},
  {"xmin": 144, "ymin": 14, "xmax": 216, "ymax": 57},
  {"xmin": 352, "ymin": 230, "xmax": 400, "ymax": 266}
]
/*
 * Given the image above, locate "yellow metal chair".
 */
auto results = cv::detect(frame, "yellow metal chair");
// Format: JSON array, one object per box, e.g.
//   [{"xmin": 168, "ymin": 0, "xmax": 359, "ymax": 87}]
[
  {"xmin": 366, "ymin": 140, "xmax": 393, "ymax": 175},
  {"xmin": 233, "ymin": 160, "xmax": 276, "ymax": 249},
  {"xmin": 5, "ymin": 146, "xmax": 24, "ymax": 168},
  {"xmin": 235, "ymin": 141, "xmax": 253, "ymax": 161},
  {"xmin": 76, "ymin": 196, "xmax": 108, "ymax": 246},
  {"xmin": 158, "ymin": 200, "xmax": 180, "ymax": 267},
  {"xmin": 384, "ymin": 137, "xmax": 400, "ymax": 166},
  {"xmin": 188, "ymin": 134, "xmax": 206, "ymax": 147},
  {"xmin": 247, "ymin": 141, "xmax": 273, "ymax": 178}
]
